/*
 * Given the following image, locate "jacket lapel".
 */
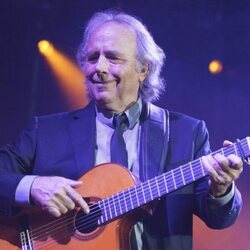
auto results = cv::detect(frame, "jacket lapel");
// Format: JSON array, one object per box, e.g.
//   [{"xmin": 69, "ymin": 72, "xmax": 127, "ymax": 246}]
[
  {"xmin": 139, "ymin": 102, "xmax": 169, "ymax": 181},
  {"xmin": 68, "ymin": 102, "xmax": 96, "ymax": 177}
]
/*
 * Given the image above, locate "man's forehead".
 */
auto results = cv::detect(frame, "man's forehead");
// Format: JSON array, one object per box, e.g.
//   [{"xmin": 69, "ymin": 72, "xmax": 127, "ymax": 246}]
[
  {"xmin": 86, "ymin": 22, "xmax": 137, "ymax": 52},
  {"xmin": 89, "ymin": 22, "xmax": 136, "ymax": 43}
]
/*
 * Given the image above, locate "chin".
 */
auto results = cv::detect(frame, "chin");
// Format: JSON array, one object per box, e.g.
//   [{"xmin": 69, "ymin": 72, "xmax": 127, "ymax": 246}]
[{"xmin": 94, "ymin": 95, "xmax": 112, "ymax": 106}]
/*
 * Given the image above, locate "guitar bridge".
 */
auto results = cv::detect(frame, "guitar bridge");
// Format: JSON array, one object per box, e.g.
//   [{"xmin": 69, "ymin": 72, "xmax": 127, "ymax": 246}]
[
  {"xmin": 20, "ymin": 229, "xmax": 33, "ymax": 250},
  {"xmin": 19, "ymin": 214, "xmax": 34, "ymax": 250}
]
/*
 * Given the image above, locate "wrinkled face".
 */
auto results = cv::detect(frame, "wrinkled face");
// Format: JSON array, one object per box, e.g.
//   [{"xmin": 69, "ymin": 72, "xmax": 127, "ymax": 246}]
[{"xmin": 83, "ymin": 22, "xmax": 148, "ymax": 112}]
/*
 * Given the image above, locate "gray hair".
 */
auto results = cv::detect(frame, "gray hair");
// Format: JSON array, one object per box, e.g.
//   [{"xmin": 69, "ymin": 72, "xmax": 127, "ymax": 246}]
[{"xmin": 77, "ymin": 10, "xmax": 166, "ymax": 102}]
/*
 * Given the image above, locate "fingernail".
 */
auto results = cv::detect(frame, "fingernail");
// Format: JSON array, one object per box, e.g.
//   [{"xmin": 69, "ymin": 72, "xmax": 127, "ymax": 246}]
[{"xmin": 85, "ymin": 206, "xmax": 90, "ymax": 214}]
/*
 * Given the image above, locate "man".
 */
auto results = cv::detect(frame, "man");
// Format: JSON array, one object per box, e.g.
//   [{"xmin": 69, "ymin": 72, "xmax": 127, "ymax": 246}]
[{"xmin": 0, "ymin": 10, "xmax": 243, "ymax": 249}]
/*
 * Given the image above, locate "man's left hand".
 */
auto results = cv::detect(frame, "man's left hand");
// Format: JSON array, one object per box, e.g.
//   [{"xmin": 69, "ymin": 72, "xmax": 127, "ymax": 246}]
[{"xmin": 202, "ymin": 140, "xmax": 243, "ymax": 197}]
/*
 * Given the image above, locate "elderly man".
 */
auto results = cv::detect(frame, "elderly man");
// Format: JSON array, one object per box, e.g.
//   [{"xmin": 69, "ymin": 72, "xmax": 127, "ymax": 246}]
[{"xmin": 0, "ymin": 10, "xmax": 243, "ymax": 250}]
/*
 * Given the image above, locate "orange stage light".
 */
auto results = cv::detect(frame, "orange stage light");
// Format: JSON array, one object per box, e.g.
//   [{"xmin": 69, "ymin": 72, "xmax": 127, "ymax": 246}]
[
  {"xmin": 38, "ymin": 40, "xmax": 54, "ymax": 55},
  {"xmin": 38, "ymin": 40, "xmax": 88, "ymax": 109},
  {"xmin": 208, "ymin": 60, "xmax": 223, "ymax": 74}
]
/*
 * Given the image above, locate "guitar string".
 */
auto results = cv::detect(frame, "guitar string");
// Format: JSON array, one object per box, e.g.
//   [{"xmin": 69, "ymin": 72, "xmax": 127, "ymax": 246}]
[
  {"xmin": 29, "ymin": 146, "xmax": 240, "ymax": 249},
  {"xmin": 29, "ymin": 143, "xmax": 240, "ymax": 248},
  {"xmin": 30, "ymin": 160, "xmax": 205, "ymax": 249},
  {"xmin": 30, "ymin": 156, "xmax": 214, "ymax": 250},
  {"xmin": 30, "ymin": 158, "xmax": 203, "ymax": 249},
  {"xmin": 29, "ymin": 141, "xmax": 241, "ymax": 237},
  {"xmin": 28, "ymin": 144, "xmax": 240, "ymax": 247},
  {"xmin": 28, "ymin": 140, "xmax": 250, "ymax": 249},
  {"xmin": 28, "ymin": 160, "xmax": 201, "ymax": 246},
  {"xmin": 26, "ymin": 143, "xmax": 243, "ymax": 248}
]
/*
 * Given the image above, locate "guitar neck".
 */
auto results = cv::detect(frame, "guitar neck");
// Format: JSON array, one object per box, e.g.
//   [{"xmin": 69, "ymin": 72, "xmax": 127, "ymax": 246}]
[{"xmin": 97, "ymin": 137, "xmax": 250, "ymax": 225}]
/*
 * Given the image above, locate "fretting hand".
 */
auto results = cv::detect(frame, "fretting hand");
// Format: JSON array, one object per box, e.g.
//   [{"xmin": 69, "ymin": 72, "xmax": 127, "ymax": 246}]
[{"xmin": 202, "ymin": 140, "xmax": 243, "ymax": 197}]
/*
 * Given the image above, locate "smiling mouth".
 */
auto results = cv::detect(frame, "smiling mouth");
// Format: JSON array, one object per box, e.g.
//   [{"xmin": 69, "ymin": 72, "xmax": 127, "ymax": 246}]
[{"xmin": 93, "ymin": 80, "xmax": 116, "ymax": 84}]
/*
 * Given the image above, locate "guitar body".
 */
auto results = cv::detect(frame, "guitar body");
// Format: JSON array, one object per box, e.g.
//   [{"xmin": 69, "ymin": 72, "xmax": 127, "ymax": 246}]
[{"xmin": 0, "ymin": 164, "xmax": 148, "ymax": 250}]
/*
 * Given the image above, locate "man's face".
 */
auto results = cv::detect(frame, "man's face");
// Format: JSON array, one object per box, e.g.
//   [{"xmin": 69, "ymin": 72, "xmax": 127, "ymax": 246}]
[{"xmin": 83, "ymin": 22, "xmax": 148, "ymax": 112}]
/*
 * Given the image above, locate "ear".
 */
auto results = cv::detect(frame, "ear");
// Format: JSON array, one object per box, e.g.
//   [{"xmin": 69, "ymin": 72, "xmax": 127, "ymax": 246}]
[{"xmin": 139, "ymin": 63, "xmax": 150, "ymax": 82}]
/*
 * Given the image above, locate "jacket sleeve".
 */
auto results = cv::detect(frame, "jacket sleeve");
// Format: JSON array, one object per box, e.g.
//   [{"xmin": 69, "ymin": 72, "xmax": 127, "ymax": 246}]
[
  {"xmin": 0, "ymin": 117, "xmax": 38, "ymax": 216},
  {"xmin": 193, "ymin": 120, "xmax": 242, "ymax": 229}
]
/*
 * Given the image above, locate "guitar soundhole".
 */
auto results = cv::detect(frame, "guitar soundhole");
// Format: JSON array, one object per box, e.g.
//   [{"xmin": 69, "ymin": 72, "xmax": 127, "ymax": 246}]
[{"xmin": 75, "ymin": 203, "xmax": 102, "ymax": 234}]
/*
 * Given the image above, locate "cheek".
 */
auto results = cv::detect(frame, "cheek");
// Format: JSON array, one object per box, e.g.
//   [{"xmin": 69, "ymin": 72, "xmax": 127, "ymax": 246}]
[{"xmin": 83, "ymin": 64, "xmax": 94, "ymax": 78}]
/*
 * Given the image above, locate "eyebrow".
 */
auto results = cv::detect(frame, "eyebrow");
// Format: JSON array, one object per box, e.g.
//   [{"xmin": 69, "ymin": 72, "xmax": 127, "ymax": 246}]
[{"xmin": 86, "ymin": 49, "xmax": 125, "ymax": 58}]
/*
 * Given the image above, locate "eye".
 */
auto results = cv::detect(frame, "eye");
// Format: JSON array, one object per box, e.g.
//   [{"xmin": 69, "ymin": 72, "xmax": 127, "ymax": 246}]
[
  {"xmin": 86, "ymin": 53, "xmax": 99, "ymax": 63},
  {"xmin": 107, "ymin": 55, "xmax": 124, "ymax": 63}
]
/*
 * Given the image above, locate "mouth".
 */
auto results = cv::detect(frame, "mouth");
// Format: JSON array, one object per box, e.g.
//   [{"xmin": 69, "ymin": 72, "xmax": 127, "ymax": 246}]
[{"xmin": 91, "ymin": 80, "xmax": 116, "ymax": 84}]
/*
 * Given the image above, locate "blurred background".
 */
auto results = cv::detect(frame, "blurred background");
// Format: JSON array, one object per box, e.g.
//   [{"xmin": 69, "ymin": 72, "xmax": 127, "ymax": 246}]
[{"xmin": 1, "ymin": 0, "xmax": 249, "ymax": 249}]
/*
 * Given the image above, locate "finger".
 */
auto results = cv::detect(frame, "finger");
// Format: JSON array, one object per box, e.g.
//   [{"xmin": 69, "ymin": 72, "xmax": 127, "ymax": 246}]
[
  {"xmin": 213, "ymin": 153, "xmax": 243, "ymax": 182},
  {"xmin": 56, "ymin": 193, "xmax": 76, "ymax": 211},
  {"xmin": 202, "ymin": 155, "xmax": 225, "ymax": 184},
  {"xmin": 43, "ymin": 205, "xmax": 61, "ymax": 218},
  {"xmin": 65, "ymin": 179, "xmax": 83, "ymax": 188},
  {"xmin": 227, "ymin": 154, "xmax": 243, "ymax": 171},
  {"xmin": 47, "ymin": 196, "xmax": 70, "ymax": 215},
  {"xmin": 213, "ymin": 154, "xmax": 230, "ymax": 172},
  {"xmin": 223, "ymin": 140, "xmax": 233, "ymax": 147},
  {"xmin": 66, "ymin": 186, "xmax": 90, "ymax": 214}
]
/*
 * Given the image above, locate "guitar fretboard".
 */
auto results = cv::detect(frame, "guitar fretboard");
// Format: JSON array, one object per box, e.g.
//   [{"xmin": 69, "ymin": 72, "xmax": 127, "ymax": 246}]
[{"xmin": 97, "ymin": 137, "xmax": 250, "ymax": 225}]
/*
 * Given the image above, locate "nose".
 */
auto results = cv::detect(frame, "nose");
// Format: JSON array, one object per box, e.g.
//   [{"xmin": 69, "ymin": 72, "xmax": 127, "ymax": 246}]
[{"xmin": 96, "ymin": 55, "xmax": 109, "ymax": 75}]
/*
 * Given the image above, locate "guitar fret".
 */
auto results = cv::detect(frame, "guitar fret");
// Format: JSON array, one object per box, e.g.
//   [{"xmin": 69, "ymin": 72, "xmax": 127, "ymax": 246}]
[
  {"xmin": 189, "ymin": 162, "xmax": 195, "ymax": 181},
  {"xmin": 176, "ymin": 168, "xmax": 184, "ymax": 188},
  {"xmin": 166, "ymin": 172, "xmax": 175, "ymax": 192},
  {"xmin": 123, "ymin": 191, "xmax": 128, "ymax": 212},
  {"xmin": 147, "ymin": 180, "xmax": 153, "ymax": 201},
  {"xmin": 107, "ymin": 197, "xmax": 112, "ymax": 220},
  {"xmin": 233, "ymin": 143, "xmax": 238, "ymax": 156},
  {"xmin": 199, "ymin": 158, "xmax": 206, "ymax": 176},
  {"xmin": 135, "ymin": 187, "xmax": 140, "ymax": 207},
  {"xmin": 180, "ymin": 166, "xmax": 186, "ymax": 185},
  {"xmin": 185, "ymin": 165, "xmax": 193, "ymax": 184},
  {"xmin": 171, "ymin": 170, "xmax": 177, "ymax": 189},
  {"xmin": 128, "ymin": 188, "xmax": 134, "ymax": 210},
  {"xmin": 112, "ymin": 195, "xmax": 117, "ymax": 217},
  {"xmin": 192, "ymin": 161, "xmax": 202, "ymax": 179},
  {"xmin": 117, "ymin": 193, "xmax": 122, "ymax": 216},
  {"xmin": 163, "ymin": 173, "xmax": 169, "ymax": 193},
  {"xmin": 141, "ymin": 183, "xmax": 146, "ymax": 204},
  {"xmin": 151, "ymin": 178, "xmax": 158, "ymax": 199},
  {"xmin": 155, "ymin": 177, "xmax": 161, "ymax": 197}
]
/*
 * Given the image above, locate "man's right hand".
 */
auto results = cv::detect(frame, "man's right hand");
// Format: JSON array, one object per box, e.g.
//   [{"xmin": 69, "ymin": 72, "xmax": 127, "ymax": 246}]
[{"xmin": 30, "ymin": 176, "xmax": 90, "ymax": 217}]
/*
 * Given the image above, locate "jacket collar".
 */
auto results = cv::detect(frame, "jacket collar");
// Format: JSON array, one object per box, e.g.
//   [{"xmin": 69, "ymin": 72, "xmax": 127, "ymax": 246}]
[{"xmin": 139, "ymin": 102, "xmax": 169, "ymax": 181}]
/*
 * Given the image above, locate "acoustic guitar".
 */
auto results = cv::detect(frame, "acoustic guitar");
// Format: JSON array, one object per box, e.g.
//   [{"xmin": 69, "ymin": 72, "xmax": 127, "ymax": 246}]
[{"xmin": 0, "ymin": 137, "xmax": 249, "ymax": 250}]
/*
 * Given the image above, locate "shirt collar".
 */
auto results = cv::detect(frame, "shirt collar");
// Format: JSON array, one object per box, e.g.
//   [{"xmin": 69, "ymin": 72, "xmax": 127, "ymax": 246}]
[{"xmin": 96, "ymin": 99, "xmax": 142, "ymax": 129}]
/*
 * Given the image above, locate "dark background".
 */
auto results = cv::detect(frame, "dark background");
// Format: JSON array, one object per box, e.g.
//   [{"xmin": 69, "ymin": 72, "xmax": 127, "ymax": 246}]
[{"xmin": 1, "ymin": 1, "xmax": 250, "ymax": 248}]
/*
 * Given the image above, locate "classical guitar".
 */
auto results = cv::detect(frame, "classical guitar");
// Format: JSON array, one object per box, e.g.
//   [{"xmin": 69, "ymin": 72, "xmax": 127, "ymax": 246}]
[{"xmin": 0, "ymin": 137, "xmax": 249, "ymax": 250}]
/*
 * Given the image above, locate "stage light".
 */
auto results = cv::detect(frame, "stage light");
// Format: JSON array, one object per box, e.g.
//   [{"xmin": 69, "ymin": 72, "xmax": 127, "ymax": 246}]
[
  {"xmin": 208, "ymin": 60, "xmax": 223, "ymax": 74},
  {"xmin": 38, "ymin": 41, "xmax": 88, "ymax": 109},
  {"xmin": 38, "ymin": 40, "xmax": 54, "ymax": 55}
]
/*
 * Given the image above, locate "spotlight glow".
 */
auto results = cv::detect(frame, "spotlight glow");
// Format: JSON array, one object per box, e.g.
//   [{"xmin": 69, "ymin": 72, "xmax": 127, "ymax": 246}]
[
  {"xmin": 208, "ymin": 60, "xmax": 223, "ymax": 74},
  {"xmin": 38, "ymin": 40, "xmax": 88, "ymax": 109},
  {"xmin": 38, "ymin": 40, "xmax": 54, "ymax": 55}
]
